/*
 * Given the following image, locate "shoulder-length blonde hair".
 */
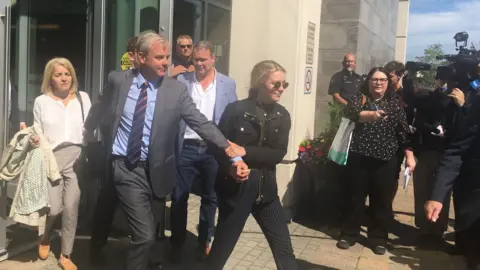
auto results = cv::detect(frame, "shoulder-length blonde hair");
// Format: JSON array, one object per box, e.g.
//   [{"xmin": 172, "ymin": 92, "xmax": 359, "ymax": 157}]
[
  {"xmin": 41, "ymin": 57, "xmax": 78, "ymax": 95},
  {"xmin": 249, "ymin": 60, "xmax": 286, "ymax": 99}
]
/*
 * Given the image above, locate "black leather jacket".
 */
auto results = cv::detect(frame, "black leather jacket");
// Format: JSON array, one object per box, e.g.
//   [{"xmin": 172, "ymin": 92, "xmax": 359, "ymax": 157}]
[{"xmin": 214, "ymin": 98, "xmax": 291, "ymax": 203}]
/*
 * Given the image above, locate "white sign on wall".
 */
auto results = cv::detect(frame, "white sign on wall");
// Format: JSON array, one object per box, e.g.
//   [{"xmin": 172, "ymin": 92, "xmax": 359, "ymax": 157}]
[
  {"xmin": 304, "ymin": 67, "xmax": 313, "ymax": 95},
  {"xmin": 306, "ymin": 22, "xmax": 316, "ymax": 65}
]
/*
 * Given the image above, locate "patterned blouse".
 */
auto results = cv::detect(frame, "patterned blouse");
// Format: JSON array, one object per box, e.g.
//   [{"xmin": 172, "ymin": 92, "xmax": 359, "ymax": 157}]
[{"xmin": 345, "ymin": 92, "xmax": 410, "ymax": 161}]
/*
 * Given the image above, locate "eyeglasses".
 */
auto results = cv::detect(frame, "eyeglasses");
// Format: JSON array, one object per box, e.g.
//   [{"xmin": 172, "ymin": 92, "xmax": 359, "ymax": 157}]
[
  {"xmin": 179, "ymin": 45, "xmax": 192, "ymax": 49},
  {"xmin": 370, "ymin": 78, "xmax": 388, "ymax": 84},
  {"xmin": 273, "ymin": 81, "xmax": 289, "ymax": 89}
]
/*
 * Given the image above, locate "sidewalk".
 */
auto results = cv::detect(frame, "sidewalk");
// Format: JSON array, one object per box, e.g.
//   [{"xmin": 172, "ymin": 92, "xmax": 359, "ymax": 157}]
[{"xmin": 0, "ymin": 180, "xmax": 466, "ymax": 270}]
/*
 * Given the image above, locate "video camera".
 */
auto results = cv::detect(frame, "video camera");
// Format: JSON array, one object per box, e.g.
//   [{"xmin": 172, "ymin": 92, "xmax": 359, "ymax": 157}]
[{"xmin": 436, "ymin": 32, "xmax": 480, "ymax": 91}]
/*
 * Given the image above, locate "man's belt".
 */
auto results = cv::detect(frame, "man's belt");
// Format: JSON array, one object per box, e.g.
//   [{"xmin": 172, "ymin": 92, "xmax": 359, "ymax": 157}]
[{"xmin": 183, "ymin": 139, "xmax": 207, "ymax": 147}]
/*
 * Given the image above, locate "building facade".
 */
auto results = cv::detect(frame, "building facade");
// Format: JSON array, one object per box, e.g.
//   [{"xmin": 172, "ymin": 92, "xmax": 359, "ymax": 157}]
[{"xmin": 0, "ymin": 0, "xmax": 408, "ymax": 226}]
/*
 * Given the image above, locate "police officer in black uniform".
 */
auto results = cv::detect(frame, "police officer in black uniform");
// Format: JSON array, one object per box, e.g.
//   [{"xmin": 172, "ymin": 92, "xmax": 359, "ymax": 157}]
[{"xmin": 328, "ymin": 53, "xmax": 364, "ymax": 105}]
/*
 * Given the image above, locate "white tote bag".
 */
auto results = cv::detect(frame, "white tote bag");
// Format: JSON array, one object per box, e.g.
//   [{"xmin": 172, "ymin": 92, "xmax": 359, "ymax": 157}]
[{"xmin": 328, "ymin": 117, "xmax": 356, "ymax": 166}]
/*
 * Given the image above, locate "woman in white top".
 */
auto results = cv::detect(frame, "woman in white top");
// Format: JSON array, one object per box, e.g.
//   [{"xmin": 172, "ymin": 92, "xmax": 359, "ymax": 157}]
[{"xmin": 33, "ymin": 57, "xmax": 91, "ymax": 270}]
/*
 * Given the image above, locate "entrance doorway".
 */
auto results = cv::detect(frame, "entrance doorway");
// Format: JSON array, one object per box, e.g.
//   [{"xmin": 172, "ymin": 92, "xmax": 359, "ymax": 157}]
[{"xmin": 8, "ymin": 0, "xmax": 89, "ymax": 129}]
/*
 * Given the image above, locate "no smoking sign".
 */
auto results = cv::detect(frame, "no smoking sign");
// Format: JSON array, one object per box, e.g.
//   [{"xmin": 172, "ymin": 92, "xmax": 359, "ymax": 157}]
[{"xmin": 304, "ymin": 67, "xmax": 313, "ymax": 94}]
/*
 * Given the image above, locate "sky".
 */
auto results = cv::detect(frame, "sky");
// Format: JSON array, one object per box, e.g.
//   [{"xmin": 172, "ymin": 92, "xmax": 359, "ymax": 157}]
[{"xmin": 407, "ymin": 0, "xmax": 480, "ymax": 60}]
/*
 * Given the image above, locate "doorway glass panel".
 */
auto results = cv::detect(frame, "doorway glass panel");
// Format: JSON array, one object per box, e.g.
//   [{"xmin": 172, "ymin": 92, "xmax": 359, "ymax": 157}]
[
  {"xmin": 9, "ymin": 0, "xmax": 87, "ymax": 126},
  {"xmin": 104, "ymin": 0, "xmax": 162, "ymax": 77}
]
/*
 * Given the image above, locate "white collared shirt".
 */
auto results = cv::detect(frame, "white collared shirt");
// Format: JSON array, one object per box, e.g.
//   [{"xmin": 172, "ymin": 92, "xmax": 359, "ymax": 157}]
[
  {"xmin": 184, "ymin": 72, "xmax": 217, "ymax": 140},
  {"xmin": 33, "ymin": 91, "xmax": 91, "ymax": 150}
]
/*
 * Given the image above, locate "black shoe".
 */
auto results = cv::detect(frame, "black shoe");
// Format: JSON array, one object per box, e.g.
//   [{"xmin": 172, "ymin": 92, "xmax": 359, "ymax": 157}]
[
  {"xmin": 372, "ymin": 245, "xmax": 387, "ymax": 255},
  {"xmin": 336, "ymin": 238, "xmax": 356, "ymax": 250},
  {"xmin": 169, "ymin": 245, "xmax": 183, "ymax": 264},
  {"xmin": 418, "ymin": 234, "xmax": 447, "ymax": 251},
  {"xmin": 196, "ymin": 243, "xmax": 211, "ymax": 262}
]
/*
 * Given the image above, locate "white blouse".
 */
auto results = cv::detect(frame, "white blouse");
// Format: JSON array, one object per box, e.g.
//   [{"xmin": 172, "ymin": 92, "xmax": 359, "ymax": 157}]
[{"xmin": 33, "ymin": 91, "xmax": 92, "ymax": 150}]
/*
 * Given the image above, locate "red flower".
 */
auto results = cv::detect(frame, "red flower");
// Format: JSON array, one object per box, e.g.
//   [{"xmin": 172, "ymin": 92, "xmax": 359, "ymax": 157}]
[
  {"xmin": 307, "ymin": 145, "xmax": 312, "ymax": 149},
  {"xmin": 298, "ymin": 146, "xmax": 306, "ymax": 152},
  {"xmin": 316, "ymin": 150, "xmax": 324, "ymax": 157}
]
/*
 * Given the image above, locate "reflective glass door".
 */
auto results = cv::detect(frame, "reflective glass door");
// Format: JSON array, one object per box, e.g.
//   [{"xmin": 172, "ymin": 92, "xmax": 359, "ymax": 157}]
[{"xmin": 9, "ymin": 0, "xmax": 89, "ymax": 127}]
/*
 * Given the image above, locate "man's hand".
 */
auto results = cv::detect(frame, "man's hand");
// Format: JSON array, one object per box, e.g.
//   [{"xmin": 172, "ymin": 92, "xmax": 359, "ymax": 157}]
[
  {"xmin": 187, "ymin": 65, "xmax": 195, "ymax": 72},
  {"xmin": 29, "ymin": 134, "xmax": 40, "ymax": 148},
  {"xmin": 448, "ymin": 88, "xmax": 465, "ymax": 107},
  {"xmin": 424, "ymin": 200, "xmax": 443, "ymax": 222},
  {"xmin": 171, "ymin": 65, "xmax": 187, "ymax": 77},
  {"xmin": 19, "ymin": 122, "xmax": 26, "ymax": 130},
  {"xmin": 230, "ymin": 161, "xmax": 250, "ymax": 182},
  {"xmin": 405, "ymin": 156, "xmax": 416, "ymax": 173},
  {"xmin": 225, "ymin": 140, "xmax": 246, "ymax": 158}
]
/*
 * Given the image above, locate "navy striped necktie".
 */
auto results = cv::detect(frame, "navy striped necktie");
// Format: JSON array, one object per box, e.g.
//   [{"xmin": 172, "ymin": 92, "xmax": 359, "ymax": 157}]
[{"xmin": 126, "ymin": 82, "xmax": 149, "ymax": 166}]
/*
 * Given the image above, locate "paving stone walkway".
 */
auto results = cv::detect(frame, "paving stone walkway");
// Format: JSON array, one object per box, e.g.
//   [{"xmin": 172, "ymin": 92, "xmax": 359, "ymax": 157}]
[{"xmin": 0, "ymin": 180, "xmax": 466, "ymax": 270}]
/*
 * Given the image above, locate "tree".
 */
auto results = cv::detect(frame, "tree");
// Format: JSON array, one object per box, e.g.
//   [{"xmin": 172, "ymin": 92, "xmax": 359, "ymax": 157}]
[{"xmin": 414, "ymin": 44, "xmax": 449, "ymax": 88}]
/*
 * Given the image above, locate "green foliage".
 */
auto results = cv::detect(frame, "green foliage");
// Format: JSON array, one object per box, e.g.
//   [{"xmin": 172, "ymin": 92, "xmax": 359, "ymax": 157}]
[
  {"xmin": 414, "ymin": 44, "xmax": 449, "ymax": 89},
  {"xmin": 298, "ymin": 102, "xmax": 344, "ymax": 164}
]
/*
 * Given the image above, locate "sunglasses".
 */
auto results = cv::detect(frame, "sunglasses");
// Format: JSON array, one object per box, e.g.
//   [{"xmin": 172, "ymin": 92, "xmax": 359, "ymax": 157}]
[
  {"xmin": 369, "ymin": 78, "xmax": 388, "ymax": 84},
  {"xmin": 179, "ymin": 44, "xmax": 192, "ymax": 49},
  {"xmin": 273, "ymin": 81, "xmax": 289, "ymax": 89}
]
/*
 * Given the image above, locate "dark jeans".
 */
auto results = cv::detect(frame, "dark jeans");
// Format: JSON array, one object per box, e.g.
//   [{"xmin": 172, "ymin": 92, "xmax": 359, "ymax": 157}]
[
  {"xmin": 205, "ymin": 175, "xmax": 297, "ymax": 270},
  {"xmin": 170, "ymin": 143, "xmax": 218, "ymax": 246},
  {"xmin": 341, "ymin": 152, "xmax": 398, "ymax": 246}
]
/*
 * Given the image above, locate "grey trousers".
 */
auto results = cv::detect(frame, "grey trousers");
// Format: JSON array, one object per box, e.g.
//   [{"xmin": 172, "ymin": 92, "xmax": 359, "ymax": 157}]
[
  {"xmin": 413, "ymin": 150, "xmax": 451, "ymax": 236},
  {"xmin": 43, "ymin": 145, "xmax": 82, "ymax": 256}
]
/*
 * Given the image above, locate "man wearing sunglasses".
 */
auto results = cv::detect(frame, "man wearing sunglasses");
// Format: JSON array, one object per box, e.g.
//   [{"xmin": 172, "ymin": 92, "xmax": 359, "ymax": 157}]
[
  {"xmin": 172, "ymin": 35, "xmax": 195, "ymax": 77},
  {"xmin": 328, "ymin": 53, "xmax": 364, "ymax": 105}
]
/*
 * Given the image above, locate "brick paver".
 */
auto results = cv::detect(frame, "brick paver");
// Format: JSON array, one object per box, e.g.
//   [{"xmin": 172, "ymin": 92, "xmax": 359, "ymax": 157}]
[{"xmin": 0, "ymin": 178, "xmax": 466, "ymax": 269}]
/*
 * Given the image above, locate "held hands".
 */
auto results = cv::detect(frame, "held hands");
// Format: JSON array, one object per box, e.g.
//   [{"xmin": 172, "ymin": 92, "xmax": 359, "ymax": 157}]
[
  {"xmin": 424, "ymin": 200, "xmax": 443, "ymax": 222},
  {"xmin": 187, "ymin": 65, "xmax": 195, "ymax": 72},
  {"xmin": 230, "ymin": 160, "xmax": 250, "ymax": 183},
  {"xmin": 448, "ymin": 88, "xmax": 465, "ymax": 107},
  {"xmin": 225, "ymin": 140, "xmax": 246, "ymax": 158}
]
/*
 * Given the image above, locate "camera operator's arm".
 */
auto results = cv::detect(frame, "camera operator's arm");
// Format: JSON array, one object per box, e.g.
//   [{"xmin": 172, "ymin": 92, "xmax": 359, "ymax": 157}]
[{"xmin": 448, "ymin": 88, "xmax": 465, "ymax": 107}]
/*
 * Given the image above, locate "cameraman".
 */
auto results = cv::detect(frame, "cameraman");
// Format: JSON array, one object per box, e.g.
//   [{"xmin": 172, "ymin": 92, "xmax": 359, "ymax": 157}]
[
  {"xmin": 328, "ymin": 53, "xmax": 363, "ymax": 105},
  {"xmin": 411, "ymin": 75, "xmax": 466, "ymax": 248},
  {"xmin": 384, "ymin": 61, "xmax": 408, "ymax": 206}
]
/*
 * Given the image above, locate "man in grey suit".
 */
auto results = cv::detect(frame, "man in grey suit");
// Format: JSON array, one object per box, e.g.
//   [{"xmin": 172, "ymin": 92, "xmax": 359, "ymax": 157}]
[
  {"xmin": 170, "ymin": 41, "xmax": 237, "ymax": 262},
  {"xmin": 85, "ymin": 31, "xmax": 248, "ymax": 270}
]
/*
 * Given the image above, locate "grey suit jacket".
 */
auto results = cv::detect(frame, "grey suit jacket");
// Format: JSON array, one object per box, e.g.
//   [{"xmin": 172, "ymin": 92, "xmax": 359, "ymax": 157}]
[
  {"xmin": 87, "ymin": 69, "xmax": 229, "ymax": 197},
  {"xmin": 176, "ymin": 71, "xmax": 237, "ymax": 150}
]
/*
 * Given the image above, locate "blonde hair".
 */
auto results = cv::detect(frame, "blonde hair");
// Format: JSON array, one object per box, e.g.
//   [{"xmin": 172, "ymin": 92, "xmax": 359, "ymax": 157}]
[
  {"xmin": 136, "ymin": 31, "xmax": 168, "ymax": 55},
  {"xmin": 41, "ymin": 57, "xmax": 78, "ymax": 95},
  {"xmin": 249, "ymin": 60, "xmax": 286, "ymax": 98}
]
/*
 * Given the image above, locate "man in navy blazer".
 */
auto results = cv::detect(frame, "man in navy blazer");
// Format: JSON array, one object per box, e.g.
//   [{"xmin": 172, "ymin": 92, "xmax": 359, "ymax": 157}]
[{"xmin": 170, "ymin": 41, "xmax": 237, "ymax": 263}]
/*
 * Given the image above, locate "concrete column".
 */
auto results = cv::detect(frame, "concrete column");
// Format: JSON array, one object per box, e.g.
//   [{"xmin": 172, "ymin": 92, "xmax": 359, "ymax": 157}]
[
  {"xmin": 395, "ymin": 0, "xmax": 410, "ymax": 62},
  {"xmin": 229, "ymin": 0, "xmax": 322, "ymax": 218}
]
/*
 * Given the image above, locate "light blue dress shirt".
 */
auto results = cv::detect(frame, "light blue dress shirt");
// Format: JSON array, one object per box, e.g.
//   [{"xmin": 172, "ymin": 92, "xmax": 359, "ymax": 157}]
[{"xmin": 112, "ymin": 73, "xmax": 162, "ymax": 160}]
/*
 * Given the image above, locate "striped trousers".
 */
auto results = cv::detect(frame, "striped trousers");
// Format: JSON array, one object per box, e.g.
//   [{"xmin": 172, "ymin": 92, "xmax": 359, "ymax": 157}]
[{"xmin": 205, "ymin": 177, "xmax": 298, "ymax": 270}]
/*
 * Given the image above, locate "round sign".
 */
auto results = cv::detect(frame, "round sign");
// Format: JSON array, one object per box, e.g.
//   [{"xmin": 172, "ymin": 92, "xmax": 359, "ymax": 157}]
[
  {"xmin": 120, "ymin": 52, "xmax": 132, "ymax": 70},
  {"xmin": 305, "ymin": 69, "xmax": 312, "ymax": 92}
]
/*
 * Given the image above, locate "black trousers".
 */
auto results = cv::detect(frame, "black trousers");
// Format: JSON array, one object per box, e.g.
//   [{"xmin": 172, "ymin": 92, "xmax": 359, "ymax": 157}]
[
  {"xmin": 111, "ymin": 159, "xmax": 163, "ymax": 270},
  {"xmin": 205, "ymin": 177, "xmax": 298, "ymax": 270},
  {"xmin": 456, "ymin": 217, "xmax": 480, "ymax": 269},
  {"xmin": 90, "ymin": 174, "xmax": 119, "ymax": 251},
  {"xmin": 341, "ymin": 152, "xmax": 398, "ymax": 246}
]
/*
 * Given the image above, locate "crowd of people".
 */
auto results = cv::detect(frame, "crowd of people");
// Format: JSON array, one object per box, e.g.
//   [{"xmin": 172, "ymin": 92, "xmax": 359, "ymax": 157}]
[
  {"xmin": 329, "ymin": 53, "xmax": 480, "ymax": 269},
  {"xmin": 1, "ymin": 29, "xmax": 480, "ymax": 270}
]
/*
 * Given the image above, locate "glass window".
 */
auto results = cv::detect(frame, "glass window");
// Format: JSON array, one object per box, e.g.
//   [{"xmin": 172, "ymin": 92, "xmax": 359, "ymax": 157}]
[
  {"xmin": 104, "ymin": 0, "xmax": 161, "ymax": 76},
  {"xmin": 206, "ymin": 4, "xmax": 231, "ymax": 75}
]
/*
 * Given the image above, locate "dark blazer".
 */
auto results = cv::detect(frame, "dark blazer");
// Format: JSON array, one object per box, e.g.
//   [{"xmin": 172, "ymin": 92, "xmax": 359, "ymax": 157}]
[
  {"xmin": 431, "ymin": 93, "xmax": 480, "ymax": 231},
  {"xmin": 85, "ymin": 69, "xmax": 229, "ymax": 198},
  {"xmin": 214, "ymin": 98, "xmax": 291, "ymax": 202}
]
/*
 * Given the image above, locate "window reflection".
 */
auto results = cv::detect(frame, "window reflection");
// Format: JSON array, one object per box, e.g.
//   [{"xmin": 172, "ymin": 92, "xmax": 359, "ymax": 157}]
[{"xmin": 206, "ymin": 4, "xmax": 231, "ymax": 74}]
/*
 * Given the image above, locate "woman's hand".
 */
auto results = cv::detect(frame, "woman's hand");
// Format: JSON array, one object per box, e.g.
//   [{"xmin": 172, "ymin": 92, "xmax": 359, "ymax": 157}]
[
  {"xmin": 29, "ymin": 134, "xmax": 40, "ymax": 148},
  {"xmin": 448, "ymin": 88, "xmax": 465, "ymax": 107},
  {"xmin": 405, "ymin": 155, "xmax": 416, "ymax": 174}
]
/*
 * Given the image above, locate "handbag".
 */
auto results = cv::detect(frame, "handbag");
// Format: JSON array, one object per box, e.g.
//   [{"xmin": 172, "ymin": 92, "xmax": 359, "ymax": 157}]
[
  {"xmin": 75, "ymin": 91, "xmax": 104, "ymax": 174},
  {"xmin": 327, "ymin": 95, "xmax": 366, "ymax": 165}
]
